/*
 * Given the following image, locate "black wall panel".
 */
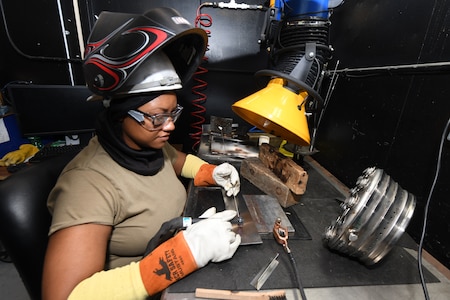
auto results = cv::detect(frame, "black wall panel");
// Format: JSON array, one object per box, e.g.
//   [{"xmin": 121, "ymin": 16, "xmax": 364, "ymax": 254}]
[
  {"xmin": 315, "ymin": 0, "xmax": 450, "ymax": 269},
  {"xmin": 328, "ymin": 0, "xmax": 438, "ymax": 67},
  {"xmin": 85, "ymin": 0, "xmax": 267, "ymax": 67},
  {"xmin": 0, "ymin": 0, "xmax": 85, "ymax": 85}
]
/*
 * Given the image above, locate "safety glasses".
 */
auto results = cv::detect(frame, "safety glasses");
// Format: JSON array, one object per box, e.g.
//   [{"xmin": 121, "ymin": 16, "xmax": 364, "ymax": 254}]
[{"xmin": 128, "ymin": 104, "xmax": 183, "ymax": 130}]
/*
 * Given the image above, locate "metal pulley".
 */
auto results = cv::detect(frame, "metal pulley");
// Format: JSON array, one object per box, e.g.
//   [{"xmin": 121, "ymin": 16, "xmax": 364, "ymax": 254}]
[{"xmin": 323, "ymin": 167, "xmax": 416, "ymax": 265}]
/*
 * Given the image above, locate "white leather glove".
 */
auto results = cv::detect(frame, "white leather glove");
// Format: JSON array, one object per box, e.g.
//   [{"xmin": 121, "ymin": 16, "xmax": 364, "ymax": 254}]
[
  {"xmin": 198, "ymin": 207, "xmax": 236, "ymax": 220},
  {"xmin": 213, "ymin": 163, "xmax": 240, "ymax": 197},
  {"xmin": 183, "ymin": 208, "xmax": 241, "ymax": 268}
]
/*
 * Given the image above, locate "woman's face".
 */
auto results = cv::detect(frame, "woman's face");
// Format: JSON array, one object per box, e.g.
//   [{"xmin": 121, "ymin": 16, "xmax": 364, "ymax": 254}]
[{"xmin": 121, "ymin": 93, "xmax": 178, "ymax": 150}]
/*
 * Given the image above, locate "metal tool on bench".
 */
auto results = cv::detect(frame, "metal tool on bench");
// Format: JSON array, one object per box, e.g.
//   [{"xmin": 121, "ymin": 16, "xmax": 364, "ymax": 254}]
[
  {"xmin": 222, "ymin": 188, "xmax": 261, "ymax": 245},
  {"xmin": 251, "ymin": 253, "xmax": 280, "ymax": 290},
  {"xmin": 231, "ymin": 184, "xmax": 244, "ymax": 227},
  {"xmin": 273, "ymin": 217, "xmax": 291, "ymax": 253},
  {"xmin": 273, "ymin": 218, "xmax": 307, "ymax": 300},
  {"xmin": 195, "ymin": 287, "xmax": 286, "ymax": 300},
  {"xmin": 187, "ymin": 186, "xmax": 262, "ymax": 245}
]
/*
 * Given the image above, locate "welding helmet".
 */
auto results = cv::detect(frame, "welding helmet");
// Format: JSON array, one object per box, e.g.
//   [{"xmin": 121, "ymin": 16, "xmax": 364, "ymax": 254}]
[{"xmin": 83, "ymin": 7, "xmax": 207, "ymax": 99}]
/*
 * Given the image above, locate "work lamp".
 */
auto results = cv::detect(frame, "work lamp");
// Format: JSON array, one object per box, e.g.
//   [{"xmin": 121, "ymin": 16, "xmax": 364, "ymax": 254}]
[
  {"xmin": 232, "ymin": 78, "xmax": 311, "ymax": 146},
  {"xmin": 232, "ymin": 1, "xmax": 332, "ymax": 149}
]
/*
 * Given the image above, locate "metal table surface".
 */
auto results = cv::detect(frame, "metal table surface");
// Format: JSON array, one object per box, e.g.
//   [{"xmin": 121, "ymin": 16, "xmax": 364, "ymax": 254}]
[{"xmin": 163, "ymin": 157, "xmax": 439, "ymax": 299}]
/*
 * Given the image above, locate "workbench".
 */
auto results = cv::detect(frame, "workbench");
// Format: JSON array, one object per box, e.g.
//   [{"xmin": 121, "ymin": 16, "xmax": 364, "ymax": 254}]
[{"xmin": 163, "ymin": 156, "xmax": 442, "ymax": 300}]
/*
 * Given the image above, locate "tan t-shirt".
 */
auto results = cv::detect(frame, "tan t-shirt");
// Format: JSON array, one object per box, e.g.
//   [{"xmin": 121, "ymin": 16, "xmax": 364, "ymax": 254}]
[{"xmin": 47, "ymin": 136, "xmax": 187, "ymax": 269}]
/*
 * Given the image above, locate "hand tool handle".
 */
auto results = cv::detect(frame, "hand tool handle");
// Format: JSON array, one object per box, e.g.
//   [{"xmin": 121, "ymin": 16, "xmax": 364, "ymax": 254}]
[{"xmin": 195, "ymin": 288, "xmax": 285, "ymax": 300}]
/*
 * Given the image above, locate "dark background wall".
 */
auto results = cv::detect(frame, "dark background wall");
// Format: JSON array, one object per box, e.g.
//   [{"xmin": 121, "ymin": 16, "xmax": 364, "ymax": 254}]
[
  {"xmin": 315, "ymin": 0, "xmax": 450, "ymax": 270},
  {"xmin": 1, "ymin": 0, "xmax": 449, "ymax": 269}
]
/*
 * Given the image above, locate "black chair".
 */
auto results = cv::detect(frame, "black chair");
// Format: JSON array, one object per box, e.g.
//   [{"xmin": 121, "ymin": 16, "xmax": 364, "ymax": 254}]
[{"xmin": 0, "ymin": 153, "xmax": 77, "ymax": 300}]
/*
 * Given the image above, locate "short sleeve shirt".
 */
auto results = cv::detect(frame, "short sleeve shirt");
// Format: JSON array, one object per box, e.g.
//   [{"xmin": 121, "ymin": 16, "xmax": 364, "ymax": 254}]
[{"xmin": 47, "ymin": 136, "xmax": 187, "ymax": 269}]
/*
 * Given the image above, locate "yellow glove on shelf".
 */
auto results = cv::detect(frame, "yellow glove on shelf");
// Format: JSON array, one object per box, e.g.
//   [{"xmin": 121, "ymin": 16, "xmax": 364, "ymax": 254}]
[{"xmin": 0, "ymin": 144, "xmax": 39, "ymax": 166}]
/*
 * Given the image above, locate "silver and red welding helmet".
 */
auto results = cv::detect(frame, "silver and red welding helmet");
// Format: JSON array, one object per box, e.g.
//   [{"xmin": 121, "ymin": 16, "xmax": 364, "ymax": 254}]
[{"xmin": 83, "ymin": 7, "xmax": 207, "ymax": 98}]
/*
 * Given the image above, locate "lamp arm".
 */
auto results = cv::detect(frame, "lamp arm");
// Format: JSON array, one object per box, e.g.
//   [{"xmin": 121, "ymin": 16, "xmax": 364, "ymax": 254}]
[{"xmin": 289, "ymin": 42, "xmax": 317, "ymax": 84}]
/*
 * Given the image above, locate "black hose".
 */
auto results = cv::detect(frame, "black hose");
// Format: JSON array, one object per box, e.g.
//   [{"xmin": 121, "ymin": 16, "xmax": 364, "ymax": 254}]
[
  {"xmin": 143, "ymin": 216, "xmax": 202, "ymax": 257},
  {"xmin": 143, "ymin": 217, "xmax": 186, "ymax": 257},
  {"xmin": 288, "ymin": 252, "xmax": 307, "ymax": 300}
]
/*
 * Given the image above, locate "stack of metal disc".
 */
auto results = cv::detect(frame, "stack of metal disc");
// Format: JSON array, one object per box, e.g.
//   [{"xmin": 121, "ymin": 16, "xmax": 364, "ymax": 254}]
[{"xmin": 323, "ymin": 167, "xmax": 416, "ymax": 265}]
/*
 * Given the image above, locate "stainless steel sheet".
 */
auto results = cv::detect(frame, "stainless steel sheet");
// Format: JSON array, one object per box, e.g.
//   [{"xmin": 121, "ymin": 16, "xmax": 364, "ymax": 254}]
[
  {"xmin": 243, "ymin": 194, "xmax": 294, "ymax": 236},
  {"xmin": 222, "ymin": 189, "xmax": 263, "ymax": 245},
  {"xmin": 186, "ymin": 186, "xmax": 262, "ymax": 245}
]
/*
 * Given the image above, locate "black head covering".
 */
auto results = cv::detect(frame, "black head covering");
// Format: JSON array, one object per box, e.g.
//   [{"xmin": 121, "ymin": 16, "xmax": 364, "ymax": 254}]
[{"xmin": 95, "ymin": 92, "xmax": 166, "ymax": 176}]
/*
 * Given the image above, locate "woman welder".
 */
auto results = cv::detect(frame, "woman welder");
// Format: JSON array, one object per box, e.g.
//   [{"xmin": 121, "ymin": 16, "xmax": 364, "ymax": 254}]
[{"xmin": 42, "ymin": 7, "xmax": 241, "ymax": 299}]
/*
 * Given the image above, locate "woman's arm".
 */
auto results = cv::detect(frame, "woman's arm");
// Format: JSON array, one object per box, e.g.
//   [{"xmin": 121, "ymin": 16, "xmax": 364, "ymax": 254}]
[
  {"xmin": 173, "ymin": 150, "xmax": 187, "ymax": 176},
  {"xmin": 42, "ymin": 212, "xmax": 240, "ymax": 299},
  {"xmin": 42, "ymin": 223, "xmax": 112, "ymax": 300}
]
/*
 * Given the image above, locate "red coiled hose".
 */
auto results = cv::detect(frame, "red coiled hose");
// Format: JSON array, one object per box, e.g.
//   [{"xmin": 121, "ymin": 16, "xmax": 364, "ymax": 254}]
[{"xmin": 190, "ymin": 5, "xmax": 212, "ymax": 151}]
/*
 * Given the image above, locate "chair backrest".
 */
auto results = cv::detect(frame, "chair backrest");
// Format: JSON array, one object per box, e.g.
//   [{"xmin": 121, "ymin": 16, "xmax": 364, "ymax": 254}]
[{"xmin": 0, "ymin": 152, "xmax": 76, "ymax": 300}]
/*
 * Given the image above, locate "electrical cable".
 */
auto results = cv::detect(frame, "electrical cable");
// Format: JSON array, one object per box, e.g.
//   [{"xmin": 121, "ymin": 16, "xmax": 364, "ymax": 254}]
[
  {"xmin": 143, "ymin": 216, "xmax": 202, "ymax": 257},
  {"xmin": 287, "ymin": 252, "xmax": 307, "ymax": 300},
  {"xmin": 0, "ymin": 80, "xmax": 32, "ymax": 106},
  {"xmin": 0, "ymin": 0, "xmax": 82, "ymax": 63},
  {"xmin": 326, "ymin": 61, "xmax": 450, "ymax": 77},
  {"xmin": 273, "ymin": 218, "xmax": 307, "ymax": 300},
  {"xmin": 0, "ymin": 250, "xmax": 12, "ymax": 263},
  {"xmin": 190, "ymin": 3, "xmax": 214, "ymax": 151},
  {"xmin": 309, "ymin": 60, "xmax": 340, "ymax": 151},
  {"xmin": 417, "ymin": 116, "xmax": 450, "ymax": 300}
]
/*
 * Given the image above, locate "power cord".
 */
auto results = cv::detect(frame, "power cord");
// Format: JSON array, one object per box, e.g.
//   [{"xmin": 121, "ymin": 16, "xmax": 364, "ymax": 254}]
[
  {"xmin": 0, "ymin": 0, "xmax": 82, "ymax": 63},
  {"xmin": 418, "ymin": 116, "xmax": 450, "ymax": 300},
  {"xmin": 0, "ymin": 241, "xmax": 12, "ymax": 263},
  {"xmin": 273, "ymin": 218, "xmax": 307, "ymax": 300}
]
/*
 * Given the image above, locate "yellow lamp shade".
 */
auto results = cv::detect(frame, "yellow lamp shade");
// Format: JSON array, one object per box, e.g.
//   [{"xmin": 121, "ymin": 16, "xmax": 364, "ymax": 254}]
[{"xmin": 232, "ymin": 78, "xmax": 311, "ymax": 146}]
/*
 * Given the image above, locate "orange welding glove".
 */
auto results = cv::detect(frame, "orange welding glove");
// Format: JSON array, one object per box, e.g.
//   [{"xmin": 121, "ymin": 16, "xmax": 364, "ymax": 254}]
[
  {"xmin": 140, "ymin": 214, "xmax": 240, "ymax": 294},
  {"xmin": 138, "ymin": 232, "xmax": 197, "ymax": 294},
  {"xmin": 69, "ymin": 211, "xmax": 240, "ymax": 299},
  {"xmin": 195, "ymin": 163, "xmax": 241, "ymax": 196},
  {"xmin": 181, "ymin": 154, "xmax": 240, "ymax": 196}
]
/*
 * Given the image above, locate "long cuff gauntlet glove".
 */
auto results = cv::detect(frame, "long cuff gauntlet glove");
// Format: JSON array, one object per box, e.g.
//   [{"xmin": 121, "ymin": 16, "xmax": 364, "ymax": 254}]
[
  {"xmin": 182, "ymin": 154, "xmax": 240, "ymax": 196},
  {"xmin": 69, "ymin": 209, "xmax": 241, "ymax": 299},
  {"xmin": 69, "ymin": 233, "xmax": 198, "ymax": 299},
  {"xmin": 140, "ymin": 207, "xmax": 241, "ymax": 294}
]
